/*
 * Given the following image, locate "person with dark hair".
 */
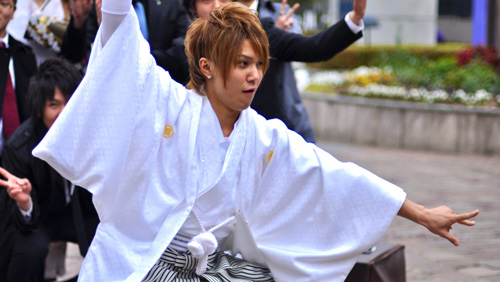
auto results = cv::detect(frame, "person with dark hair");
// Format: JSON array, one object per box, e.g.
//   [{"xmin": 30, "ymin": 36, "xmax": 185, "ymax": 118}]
[
  {"xmin": 0, "ymin": 58, "xmax": 99, "ymax": 282},
  {"xmin": 0, "ymin": 0, "xmax": 37, "ymax": 156},
  {"xmin": 25, "ymin": 58, "xmax": 81, "ymax": 122},
  {"xmin": 33, "ymin": 1, "xmax": 478, "ymax": 281},
  {"xmin": 183, "ymin": 0, "xmax": 365, "ymax": 143}
]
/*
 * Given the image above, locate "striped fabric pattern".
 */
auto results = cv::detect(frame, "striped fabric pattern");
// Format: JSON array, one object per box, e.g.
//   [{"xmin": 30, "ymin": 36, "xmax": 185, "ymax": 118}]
[{"xmin": 142, "ymin": 248, "xmax": 274, "ymax": 282}]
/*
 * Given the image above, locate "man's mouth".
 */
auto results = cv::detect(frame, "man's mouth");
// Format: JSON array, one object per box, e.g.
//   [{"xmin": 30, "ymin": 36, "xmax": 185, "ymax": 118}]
[{"xmin": 243, "ymin": 88, "xmax": 256, "ymax": 94}]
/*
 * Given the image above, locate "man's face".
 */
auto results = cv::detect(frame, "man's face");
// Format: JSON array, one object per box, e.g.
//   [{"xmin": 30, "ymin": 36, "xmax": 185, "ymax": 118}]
[
  {"xmin": 205, "ymin": 39, "xmax": 264, "ymax": 115},
  {"xmin": 42, "ymin": 87, "xmax": 68, "ymax": 129},
  {"xmin": 0, "ymin": 0, "xmax": 15, "ymax": 37}
]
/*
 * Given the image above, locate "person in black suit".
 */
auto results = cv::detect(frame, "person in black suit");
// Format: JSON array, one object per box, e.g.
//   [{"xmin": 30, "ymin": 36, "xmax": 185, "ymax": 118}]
[
  {"xmin": 183, "ymin": 0, "xmax": 364, "ymax": 142},
  {"xmin": 60, "ymin": 0, "xmax": 191, "ymax": 85},
  {"xmin": 0, "ymin": 58, "xmax": 99, "ymax": 282},
  {"xmin": 0, "ymin": 0, "xmax": 37, "ymax": 152}
]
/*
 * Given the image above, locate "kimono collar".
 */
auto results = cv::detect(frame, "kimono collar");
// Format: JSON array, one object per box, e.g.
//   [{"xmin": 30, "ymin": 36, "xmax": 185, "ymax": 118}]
[{"xmin": 196, "ymin": 97, "xmax": 247, "ymax": 197}]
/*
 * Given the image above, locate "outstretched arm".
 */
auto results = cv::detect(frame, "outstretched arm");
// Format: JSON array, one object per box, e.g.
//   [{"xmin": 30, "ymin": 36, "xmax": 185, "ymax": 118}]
[
  {"xmin": 397, "ymin": 199, "xmax": 479, "ymax": 246},
  {"xmin": 263, "ymin": 0, "xmax": 365, "ymax": 62},
  {"xmin": 34, "ymin": 0, "xmax": 187, "ymax": 202},
  {"xmin": 263, "ymin": 18, "xmax": 361, "ymax": 62},
  {"xmin": 60, "ymin": 0, "xmax": 98, "ymax": 63}
]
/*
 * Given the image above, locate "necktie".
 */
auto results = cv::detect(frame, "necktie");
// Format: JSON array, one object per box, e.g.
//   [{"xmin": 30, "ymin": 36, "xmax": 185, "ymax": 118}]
[
  {"xmin": 0, "ymin": 42, "xmax": 20, "ymax": 140},
  {"xmin": 134, "ymin": 1, "xmax": 149, "ymax": 40}
]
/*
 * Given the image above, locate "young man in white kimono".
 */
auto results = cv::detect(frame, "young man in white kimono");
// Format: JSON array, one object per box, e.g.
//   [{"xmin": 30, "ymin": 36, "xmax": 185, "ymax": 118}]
[{"xmin": 32, "ymin": 1, "xmax": 479, "ymax": 281}]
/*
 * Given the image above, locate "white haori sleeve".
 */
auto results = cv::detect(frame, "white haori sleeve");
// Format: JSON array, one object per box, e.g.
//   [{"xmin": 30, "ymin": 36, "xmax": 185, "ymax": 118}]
[
  {"xmin": 233, "ymin": 112, "xmax": 407, "ymax": 281},
  {"xmin": 32, "ymin": 7, "xmax": 187, "ymax": 217}
]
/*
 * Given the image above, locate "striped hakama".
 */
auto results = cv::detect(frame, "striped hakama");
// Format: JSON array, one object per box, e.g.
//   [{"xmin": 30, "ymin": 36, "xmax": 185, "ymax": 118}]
[{"xmin": 142, "ymin": 248, "xmax": 274, "ymax": 282}]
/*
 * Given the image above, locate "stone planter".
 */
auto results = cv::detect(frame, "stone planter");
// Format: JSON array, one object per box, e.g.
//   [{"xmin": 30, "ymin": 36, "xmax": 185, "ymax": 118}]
[{"xmin": 302, "ymin": 92, "xmax": 500, "ymax": 155}]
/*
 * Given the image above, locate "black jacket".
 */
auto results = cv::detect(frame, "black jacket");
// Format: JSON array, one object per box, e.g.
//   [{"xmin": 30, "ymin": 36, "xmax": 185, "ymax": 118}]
[
  {"xmin": 0, "ymin": 35, "xmax": 37, "ymax": 123},
  {"xmin": 251, "ymin": 18, "xmax": 362, "ymax": 142},
  {"xmin": 262, "ymin": 18, "xmax": 362, "ymax": 63},
  {"xmin": 60, "ymin": 0, "xmax": 191, "ymax": 85},
  {"xmin": 0, "ymin": 119, "xmax": 99, "ymax": 259}
]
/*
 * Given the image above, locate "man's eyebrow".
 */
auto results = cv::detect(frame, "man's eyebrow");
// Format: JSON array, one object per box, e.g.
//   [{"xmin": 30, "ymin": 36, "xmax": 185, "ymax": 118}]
[{"xmin": 238, "ymin": 54, "xmax": 257, "ymax": 60}]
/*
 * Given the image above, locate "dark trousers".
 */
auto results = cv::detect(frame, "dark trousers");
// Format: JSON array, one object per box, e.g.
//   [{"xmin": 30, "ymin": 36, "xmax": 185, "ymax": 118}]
[{"xmin": 1, "ymin": 206, "xmax": 78, "ymax": 282}]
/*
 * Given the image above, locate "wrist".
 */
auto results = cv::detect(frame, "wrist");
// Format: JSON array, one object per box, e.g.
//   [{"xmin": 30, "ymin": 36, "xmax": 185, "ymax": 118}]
[
  {"xmin": 398, "ymin": 199, "xmax": 427, "ymax": 226},
  {"xmin": 17, "ymin": 197, "xmax": 32, "ymax": 212},
  {"xmin": 349, "ymin": 11, "xmax": 363, "ymax": 26}
]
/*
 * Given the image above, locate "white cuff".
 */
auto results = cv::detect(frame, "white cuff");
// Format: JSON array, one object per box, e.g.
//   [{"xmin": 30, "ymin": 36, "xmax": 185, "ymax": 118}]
[
  {"xmin": 18, "ymin": 197, "xmax": 33, "ymax": 218},
  {"xmin": 102, "ymin": 0, "xmax": 132, "ymax": 15},
  {"xmin": 344, "ymin": 12, "xmax": 364, "ymax": 34}
]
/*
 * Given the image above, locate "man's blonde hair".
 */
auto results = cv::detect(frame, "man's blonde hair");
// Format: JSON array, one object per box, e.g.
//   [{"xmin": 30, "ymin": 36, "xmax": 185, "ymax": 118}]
[{"xmin": 185, "ymin": 3, "xmax": 269, "ymax": 93}]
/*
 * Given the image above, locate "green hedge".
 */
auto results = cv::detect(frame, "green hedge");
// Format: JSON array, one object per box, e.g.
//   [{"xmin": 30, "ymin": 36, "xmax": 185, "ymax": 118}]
[{"xmin": 308, "ymin": 43, "xmax": 468, "ymax": 70}]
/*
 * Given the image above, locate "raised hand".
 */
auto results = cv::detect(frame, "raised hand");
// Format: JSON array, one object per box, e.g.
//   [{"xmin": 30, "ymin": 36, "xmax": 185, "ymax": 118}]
[
  {"xmin": 349, "ymin": 0, "xmax": 366, "ymax": 25},
  {"xmin": 422, "ymin": 206, "xmax": 479, "ymax": 246},
  {"xmin": 398, "ymin": 199, "xmax": 479, "ymax": 246},
  {"xmin": 70, "ymin": 0, "xmax": 94, "ymax": 29},
  {"xmin": 0, "ymin": 167, "xmax": 32, "ymax": 211},
  {"xmin": 275, "ymin": 0, "xmax": 300, "ymax": 31}
]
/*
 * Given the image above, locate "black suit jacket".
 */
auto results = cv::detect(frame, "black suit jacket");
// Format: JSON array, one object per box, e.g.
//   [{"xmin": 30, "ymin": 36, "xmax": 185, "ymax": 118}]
[
  {"xmin": 0, "ymin": 35, "xmax": 37, "ymax": 124},
  {"xmin": 60, "ymin": 0, "xmax": 190, "ymax": 85},
  {"xmin": 250, "ymin": 18, "xmax": 362, "ymax": 142},
  {"xmin": 262, "ymin": 18, "xmax": 362, "ymax": 62}
]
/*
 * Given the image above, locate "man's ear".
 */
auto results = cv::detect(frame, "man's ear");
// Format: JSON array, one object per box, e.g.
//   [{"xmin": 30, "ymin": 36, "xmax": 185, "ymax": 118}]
[{"xmin": 199, "ymin": 58, "xmax": 214, "ymax": 79}]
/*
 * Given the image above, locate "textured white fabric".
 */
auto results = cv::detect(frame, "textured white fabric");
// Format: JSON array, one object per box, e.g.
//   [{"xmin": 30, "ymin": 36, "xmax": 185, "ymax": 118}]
[
  {"xmin": 175, "ymin": 98, "xmax": 237, "ymax": 240},
  {"xmin": 33, "ymin": 7, "xmax": 406, "ymax": 282}
]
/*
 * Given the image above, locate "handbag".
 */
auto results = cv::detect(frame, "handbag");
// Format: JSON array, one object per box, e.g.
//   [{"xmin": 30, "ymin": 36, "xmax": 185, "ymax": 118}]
[{"xmin": 345, "ymin": 243, "xmax": 406, "ymax": 282}]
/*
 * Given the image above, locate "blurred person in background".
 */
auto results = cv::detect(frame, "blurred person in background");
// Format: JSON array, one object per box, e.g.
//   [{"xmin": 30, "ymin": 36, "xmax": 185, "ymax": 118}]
[
  {"xmin": 60, "ymin": 0, "xmax": 191, "ymax": 84},
  {"xmin": 0, "ymin": 0, "xmax": 37, "ymax": 158}
]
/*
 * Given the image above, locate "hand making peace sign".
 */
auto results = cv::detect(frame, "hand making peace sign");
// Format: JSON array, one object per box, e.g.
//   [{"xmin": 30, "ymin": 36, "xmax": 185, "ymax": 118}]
[
  {"xmin": 275, "ymin": 0, "xmax": 300, "ymax": 31},
  {"xmin": 0, "ymin": 167, "xmax": 32, "ymax": 212}
]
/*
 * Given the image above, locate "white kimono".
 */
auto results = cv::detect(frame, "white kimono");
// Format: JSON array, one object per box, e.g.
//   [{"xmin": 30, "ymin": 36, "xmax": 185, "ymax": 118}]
[{"xmin": 33, "ymin": 7, "xmax": 406, "ymax": 282}]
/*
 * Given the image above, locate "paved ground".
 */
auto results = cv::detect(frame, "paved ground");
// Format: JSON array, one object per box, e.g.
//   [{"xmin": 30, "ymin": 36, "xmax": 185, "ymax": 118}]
[
  {"xmin": 318, "ymin": 141, "xmax": 500, "ymax": 282},
  {"xmin": 61, "ymin": 141, "xmax": 500, "ymax": 281}
]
